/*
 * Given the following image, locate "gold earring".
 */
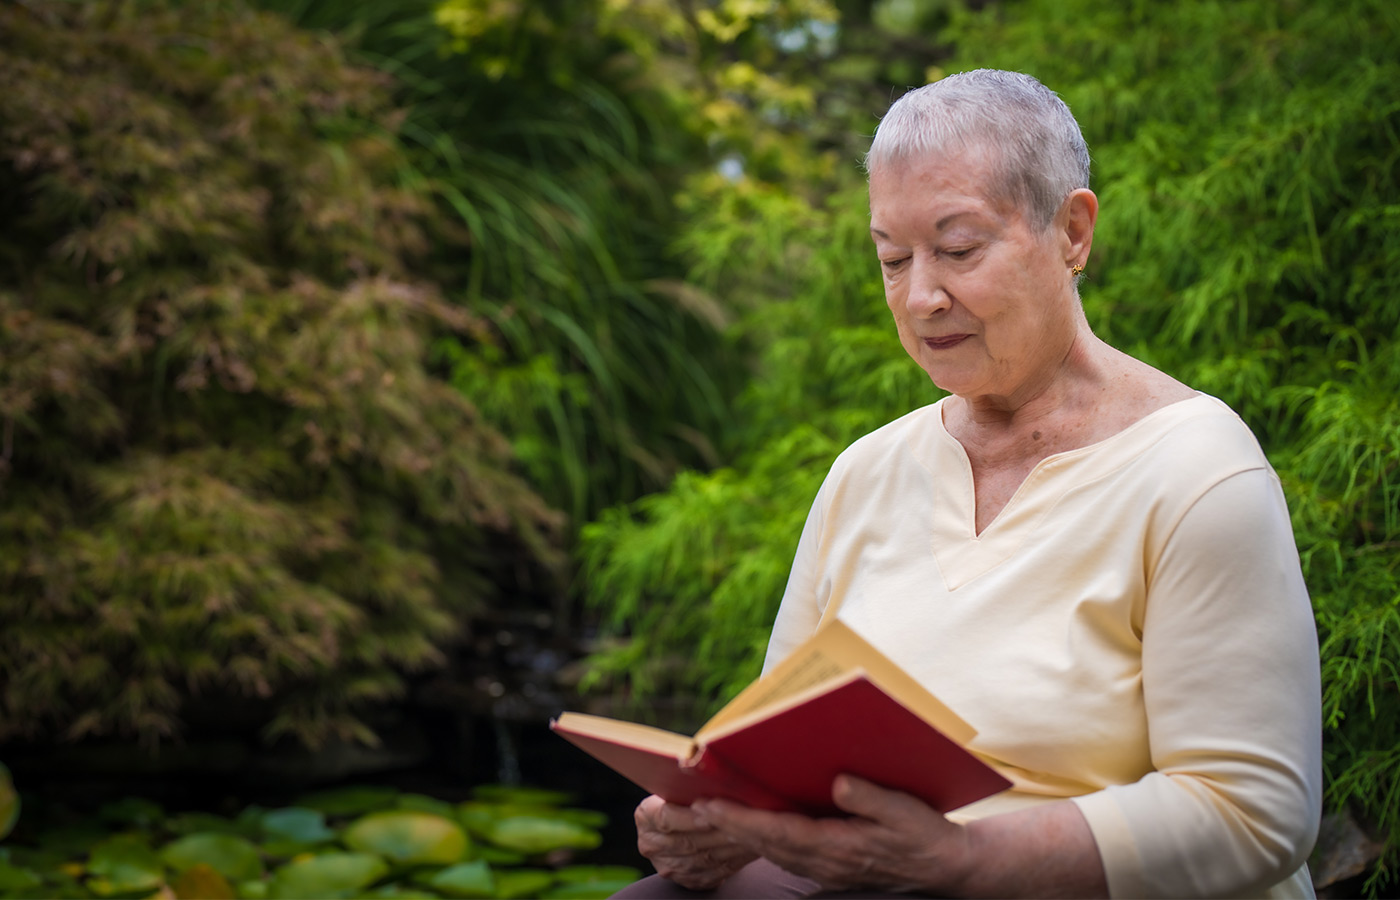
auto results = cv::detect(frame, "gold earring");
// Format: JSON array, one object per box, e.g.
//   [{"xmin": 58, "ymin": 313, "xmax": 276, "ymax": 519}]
[{"xmin": 1070, "ymin": 263, "xmax": 1085, "ymax": 276}]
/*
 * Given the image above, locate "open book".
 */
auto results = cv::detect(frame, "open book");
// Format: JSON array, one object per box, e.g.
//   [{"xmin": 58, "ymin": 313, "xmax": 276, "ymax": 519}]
[{"xmin": 550, "ymin": 619, "xmax": 1011, "ymax": 816}]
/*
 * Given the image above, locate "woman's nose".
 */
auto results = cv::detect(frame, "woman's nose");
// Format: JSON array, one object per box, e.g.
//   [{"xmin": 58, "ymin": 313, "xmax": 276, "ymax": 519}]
[{"xmin": 906, "ymin": 258, "xmax": 952, "ymax": 317}]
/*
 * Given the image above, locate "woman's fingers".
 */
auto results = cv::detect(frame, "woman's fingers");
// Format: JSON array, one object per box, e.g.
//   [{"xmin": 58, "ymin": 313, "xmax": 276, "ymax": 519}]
[
  {"xmin": 634, "ymin": 796, "xmax": 759, "ymax": 890},
  {"xmin": 831, "ymin": 774, "xmax": 946, "ymax": 828},
  {"xmin": 691, "ymin": 783, "xmax": 963, "ymax": 893}
]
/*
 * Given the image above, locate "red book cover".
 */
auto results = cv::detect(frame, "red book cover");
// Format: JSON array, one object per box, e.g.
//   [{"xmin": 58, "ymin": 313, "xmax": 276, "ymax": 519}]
[
  {"xmin": 551, "ymin": 725, "xmax": 801, "ymax": 812},
  {"xmin": 551, "ymin": 670, "xmax": 1009, "ymax": 816},
  {"xmin": 703, "ymin": 674, "xmax": 1010, "ymax": 815}
]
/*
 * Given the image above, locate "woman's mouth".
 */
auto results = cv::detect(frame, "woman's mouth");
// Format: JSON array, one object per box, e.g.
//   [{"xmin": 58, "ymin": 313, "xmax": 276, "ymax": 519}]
[{"xmin": 923, "ymin": 334, "xmax": 970, "ymax": 350}]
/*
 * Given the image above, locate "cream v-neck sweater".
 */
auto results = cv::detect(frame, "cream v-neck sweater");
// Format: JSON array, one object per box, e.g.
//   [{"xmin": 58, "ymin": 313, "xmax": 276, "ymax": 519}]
[{"xmin": 763, "ymin": 394, "xmax": 1322, "ymax": 899}]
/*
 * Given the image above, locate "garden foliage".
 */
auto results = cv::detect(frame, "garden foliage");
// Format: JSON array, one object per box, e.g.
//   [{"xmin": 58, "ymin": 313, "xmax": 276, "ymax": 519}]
[
  {"xmin": 4, "ymin": 0, "xmax": 1400, "ymax": 886},
  {"xmin": 578, "ymin": 0, "xmax": 1400, "ymax": 879},
  {"xmin": 0, "ymin": 0, "xmax": 563, "ymax": 749},
  {"xmin": 259, "ymin": 0, "xmax": 749, "ymax": 526}
]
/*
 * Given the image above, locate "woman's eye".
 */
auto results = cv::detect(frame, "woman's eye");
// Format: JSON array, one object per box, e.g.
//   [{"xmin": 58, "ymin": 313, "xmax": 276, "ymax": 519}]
[
  {"xmin": 945, "ymin": 248, "xmax": 974, "ymax": 260},
  {"xmin": 881, "ymin": 257, "xmax": 908, "ymax": 272}
]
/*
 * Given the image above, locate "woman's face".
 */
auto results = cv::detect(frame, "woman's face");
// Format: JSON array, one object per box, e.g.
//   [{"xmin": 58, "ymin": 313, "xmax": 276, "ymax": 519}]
[{"xmin": 868, "ymin": 148, "xmax": 1081, "ymax": 408}]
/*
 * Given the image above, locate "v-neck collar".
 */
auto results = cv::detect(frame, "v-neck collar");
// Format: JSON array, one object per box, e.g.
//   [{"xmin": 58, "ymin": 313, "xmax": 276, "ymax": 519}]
[{"xmin": 920, "ymin": 393, "xmax": 1213, "ymax": 590}]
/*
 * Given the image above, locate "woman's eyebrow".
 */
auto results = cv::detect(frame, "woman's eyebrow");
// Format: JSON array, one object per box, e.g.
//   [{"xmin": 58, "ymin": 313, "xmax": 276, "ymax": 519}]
[{"xmin": 870, "ymin": 211, "xmax": 980, "ymax": 240}]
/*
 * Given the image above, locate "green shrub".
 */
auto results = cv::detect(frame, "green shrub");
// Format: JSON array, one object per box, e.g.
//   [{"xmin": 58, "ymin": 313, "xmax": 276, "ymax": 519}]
[{"xmin": 0, "ymin": 0, "xmax": 562, "ymax": 749}]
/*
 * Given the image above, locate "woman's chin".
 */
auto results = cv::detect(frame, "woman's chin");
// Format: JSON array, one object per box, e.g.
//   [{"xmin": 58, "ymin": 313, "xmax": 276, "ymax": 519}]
[{"xmin": 921, "ymin": 367, "xmax": 981, "ymax": 397}]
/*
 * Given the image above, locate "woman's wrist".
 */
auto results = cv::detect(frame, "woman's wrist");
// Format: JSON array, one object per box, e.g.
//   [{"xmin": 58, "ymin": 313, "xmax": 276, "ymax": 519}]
[
  {"xmin": 947, "ymin": 803, "xmax": 1109, "ymax": 899},
  {"xmin": 925, "ymin": 820, "xmax": 979, "ymax": 896}
]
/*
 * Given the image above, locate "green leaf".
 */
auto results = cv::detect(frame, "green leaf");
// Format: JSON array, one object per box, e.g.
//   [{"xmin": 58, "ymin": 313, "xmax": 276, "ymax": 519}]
[
  {"xmin": 260, "ymin": 808, "xmax": 336, "ymax": 844},
  {"xmin": 0, "ymin": 860, "xmax": 42, "ymax": 893},
  {"xmin": 473, "ymin": 846, "xmax": 525, "ymax": 866},
  {"xmin": 297, "ymin": 787, "xmax": 403, "ymax": 817},
  {"xmin": 395, "ymin": 794, "xmax": 457, "ymax": 819},
  {"xmin": 343, "ymin": 811, "xmax": 469, "ymax": 866},
  {"xmin": 455, "ymin": 803, "xmax": 498, "ymax": 840},
  {"xmin": 481, "ymin": 817, "xmax": 601, "ymax": 854},
  {"xmin": 424, "ymin": 860, "xmax": 494, "ymax": 898},
  {"xmin": 160, "ymin": 833, "xmax": 263, "ymax": 881},
  {"xmin": 492, "ymin": 869, "xmax": 556, "ymax": 900},
  {"xmin": 265, "ymin": 852, "xmax": 388, "ymax": 900},
  {"xmin": 170, "ymin": 863, "xmax": 236, "ymax": 900},
  {"xmin": 470, "ymin": 786, "xmax": 571, "ymax": 807},
  {"xmin": 358, "ymin": 885, "xmax": 443, "ymax": 899},
  {"xmin": 85, "ymin": 835, "xmax": 164, "ymax": 895}
]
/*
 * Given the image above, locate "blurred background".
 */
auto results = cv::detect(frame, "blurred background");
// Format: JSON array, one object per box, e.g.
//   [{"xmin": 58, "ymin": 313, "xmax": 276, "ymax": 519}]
[{"xmin": 0, "ymin": 0, "xmax": 1398, "ymax": 896}]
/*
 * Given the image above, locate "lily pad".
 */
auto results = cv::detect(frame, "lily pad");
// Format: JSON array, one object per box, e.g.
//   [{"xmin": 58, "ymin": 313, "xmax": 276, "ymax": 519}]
[
  {"xmin": 423, "ymin": 860, "xmax": 494, "ymax": 898},
  {"xmin": 0, "ymin": 762, "xmax": 18, "ymax": 841},
  {"xmin": 455, "ymin": 803, "xmax": 498, "ymax": 840},
  {"xmin": 395, "ymin": 794, "xmax": 457, "ymax": 819},
  {"xmin": 493, "ymin": 869, "xmax": 556, "ymax": 900},
  {"xmin": 0, "ymin": 860, "xmax": 42, "ymax": 893},
  {"xmin": 297, "ymin": 786, "xmax": 402, "ymax": 817},
  {"xmin": 85, "ymin": 834, "xmax": 165, "ymax": 895},
  {"xmin": 161, "ymin": 833, "xmax": 263, "ymax": 881},
  {"xmin": 171, "ymin": 862, "xmax": 236, "ymax": 900},
  {"xmin": 265, "ymin": 852, "xmax": 388, "ymax": 900},
  {"xmin": 471, "ymin": 786, "xmax": 571, "ymax": 807},
  {"xmin": 358, "ymin": 886, "xmax": 443, "ymax": 898},
  {"xmin": 237, "ymin": 878, "xmax": 269, "ymax": 899},
  {"xmin": 473, "ymin": 846, "xmax": 525, "ymax": 866},
  {"xmin": 343, "ymin": 811, "xmax": 468, "ymax": 866},
  {"xmin": 260, "ymin": 807, "xmax": 337, "ymax": 855},
  {"xmin": 482, "ymin": 817, "xmax": 601, "ymax": 854}
]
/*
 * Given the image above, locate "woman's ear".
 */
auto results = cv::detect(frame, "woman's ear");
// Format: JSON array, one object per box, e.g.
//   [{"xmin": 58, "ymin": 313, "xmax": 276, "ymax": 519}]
[{"xmin": 1061, "ymin": 188, "xmax": 1099, "ymax": 267}]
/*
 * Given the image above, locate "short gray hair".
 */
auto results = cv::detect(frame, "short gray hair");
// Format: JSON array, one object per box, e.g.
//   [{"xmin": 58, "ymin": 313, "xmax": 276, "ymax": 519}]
[{"xmin": 864, "ymin": 69, "xmax": 1091, "ymax": 230}]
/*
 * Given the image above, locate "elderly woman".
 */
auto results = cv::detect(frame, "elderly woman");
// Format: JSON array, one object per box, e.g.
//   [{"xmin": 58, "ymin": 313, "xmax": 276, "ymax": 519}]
[{"xmin": 615, "ymin": 69, "xmax": 1321, "ymax": 899}]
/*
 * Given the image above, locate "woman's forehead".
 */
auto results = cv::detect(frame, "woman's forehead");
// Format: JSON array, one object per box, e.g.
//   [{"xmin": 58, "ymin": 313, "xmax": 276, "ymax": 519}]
[{"xmin": 869, "ymin": 152, "xmax": 1017, "ymax": 230}]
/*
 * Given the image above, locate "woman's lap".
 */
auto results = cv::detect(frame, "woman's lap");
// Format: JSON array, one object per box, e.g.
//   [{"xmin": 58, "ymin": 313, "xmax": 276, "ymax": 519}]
[
  {"xmin": 609, "ymin": 859, "xmax": 936, "ymax": 899},
  {"xmin": 609, "ymin": 859, "xmax": 818, "ymax": 899}
]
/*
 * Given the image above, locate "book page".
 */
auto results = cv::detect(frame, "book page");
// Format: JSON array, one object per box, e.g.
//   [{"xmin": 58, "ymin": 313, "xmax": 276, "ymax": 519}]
[
  {"xmin": 552, "ymin": 712, "xmax": 697, "ymax": 758},
  {"xmin": 697, "ymin": 619, "xmax": 976, "ymax": 744},
  {"xmin": 697, "ymin": 650, "xmax": 847, "ymax": 738}
]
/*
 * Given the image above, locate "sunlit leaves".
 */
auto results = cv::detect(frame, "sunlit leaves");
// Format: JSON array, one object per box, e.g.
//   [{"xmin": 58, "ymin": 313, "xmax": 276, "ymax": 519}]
[
  {"xmin": 343, "ymin": 811, "xmax": 470, "ymax": 865},
  {"xmin": 265, "ymin": 852, "xmax": 389, "ymax": 899}
]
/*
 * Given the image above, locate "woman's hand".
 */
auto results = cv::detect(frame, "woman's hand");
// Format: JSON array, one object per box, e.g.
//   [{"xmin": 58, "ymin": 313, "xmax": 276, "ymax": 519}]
[
  {"xmin": 634, "ymin": 794, "xmax": 760, "ymax": 890},
  {"xmin": 691, "ymin": 775, "xmax": 969, "ymax": 893},
  {"xmin": 692, "ymin": 776, "xmax": 1108, "ymax": 898}
]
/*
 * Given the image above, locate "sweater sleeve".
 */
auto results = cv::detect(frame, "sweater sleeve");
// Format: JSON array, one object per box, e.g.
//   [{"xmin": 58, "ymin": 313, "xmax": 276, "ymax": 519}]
[
  {"xmin": 761, "ymin": 480, "xmax": 829, "ymax": 676},
  {"xmin": 1071, "ymin": 467, "xmax": 1323, "ymax": 898}
]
